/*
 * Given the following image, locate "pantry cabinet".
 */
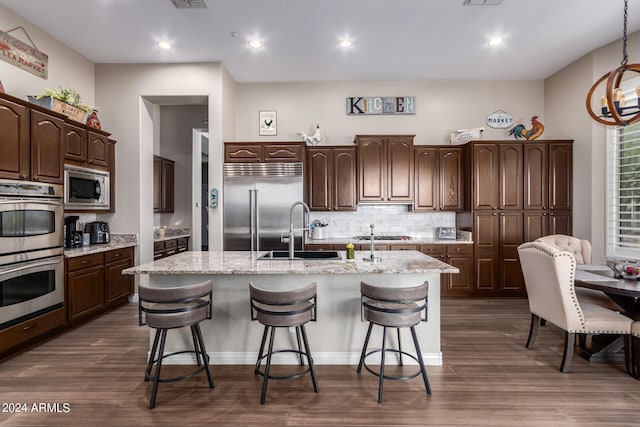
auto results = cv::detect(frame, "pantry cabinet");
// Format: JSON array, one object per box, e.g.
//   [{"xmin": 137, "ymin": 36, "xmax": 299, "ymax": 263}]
[
  {"xmin": 354, "ymin": 135, "xmax": 414, "ymax": 203},
  {"xmin": 306, "ymin": 146, "xmax": 357, "ymax": 211}
]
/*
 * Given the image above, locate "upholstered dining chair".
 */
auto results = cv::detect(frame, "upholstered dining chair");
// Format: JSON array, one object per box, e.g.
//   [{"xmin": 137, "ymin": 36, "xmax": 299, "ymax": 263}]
[
  {"xmin": 517, "ymin": 241, "xmax": 632, "ymax": 373},
  {"xmin": 535, "ymin": 234, "xmax": 621, "ymax": 312},
  {"xmin": 630, "ymin": 322, "xmax": 640, "ymax": 379}
]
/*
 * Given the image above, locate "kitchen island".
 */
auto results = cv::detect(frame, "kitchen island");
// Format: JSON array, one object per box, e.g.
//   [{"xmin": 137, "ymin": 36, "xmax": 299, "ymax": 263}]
[{"xmin": 123, "ymin": 250, "xmax": 457, "ymax": 366}]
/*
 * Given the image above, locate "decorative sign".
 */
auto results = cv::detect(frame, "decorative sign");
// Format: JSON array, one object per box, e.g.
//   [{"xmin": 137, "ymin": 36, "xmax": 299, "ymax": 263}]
[
  {"xmin": 0, "ymin": 29, "xmax": 48, "ymax": 79},
  {"xmin": 346, "ymin": 96, "xmax": 415, "ymax": 115},
  {"xmin": 486, "ymin": 110, "xmax": 513, "ymax": 129},
  {"xmin": 259, "ymin": 110, "xmax": 277, "ymax": 136}
]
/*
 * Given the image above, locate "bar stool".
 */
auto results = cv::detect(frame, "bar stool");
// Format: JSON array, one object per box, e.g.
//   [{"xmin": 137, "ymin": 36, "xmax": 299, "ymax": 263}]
[
  {"xmin": 138, "ymin": 280, "xmax": 215, "ymax": 409},
  {"xmin": 357, "ymin": 281, "xmax": 431, "ymax": 403},
  {"xmin": 249, "ymin": 281, "xmax": 319, "ymax": 404}
]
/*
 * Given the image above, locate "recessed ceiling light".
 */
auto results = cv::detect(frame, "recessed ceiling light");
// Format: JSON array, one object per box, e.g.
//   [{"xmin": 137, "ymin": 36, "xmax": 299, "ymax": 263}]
[
  {"xmin": 248, "ymin": 40, "xmax": 263, "ymax": 48},
  {"xmin": 339, "ymin": 39, "xmax": 353, "ymax": 48},
  {"xmin": 157, "ymin": 41, "xmax": 173, "ymax": 50},
  {"xmin": 488, "ymin": 37, "xmax": 503, "ymax": 46}
]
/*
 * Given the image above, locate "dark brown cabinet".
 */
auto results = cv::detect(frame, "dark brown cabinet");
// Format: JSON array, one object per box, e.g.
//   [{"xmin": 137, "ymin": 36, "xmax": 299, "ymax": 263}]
[
  {"xmin": 458, "ymin": 140, "xmax": 572, "ymax": 297},
  {"xmin": 64, "ymin": 124, "xmax": 111, "ymax": 171},
  {"xmin": 354, "ymin": 135, "xmax": 414, "ymax": 203},
  {"xmin": 66, "ymin": 253, "xmax": 105, "ymax": 323},
  {"xmin": 420, "ymin": 244, "xmax": 474, "ymax": 297},
  {"xmin": 306, "ymin": 146, "xmax": 356, "ymax": 211},
  {"xmin": 104, "ymin": 248, "xmax": 134, "ymax": 307},
  {"xmin": 0, "ymin": 95, "xmax": 65, "ymax": 184},
  {"xmin": 154, "ymin": 236, "xmax": 189, "ymax": 260},
  {"xmin": 0, "ymin": 306, "xmax": 65, "ymax": 358},
  {"xmin": 65, "ymin": 247, "xmax": 134, "ymax": 324},
  {"xmin": 153, "ymin": 155, "xmax": 175, "ymax": 213},
  {"xmin": 224, "ymin": 142, "xmax": 305, "ymax": 163},
  {"xmin": 413, "ymin": 147, "xmax": 463, "ymax": 211},
  {"xmin": 0, "ymin": 96, "xmax": 30, "ymax": 180}
]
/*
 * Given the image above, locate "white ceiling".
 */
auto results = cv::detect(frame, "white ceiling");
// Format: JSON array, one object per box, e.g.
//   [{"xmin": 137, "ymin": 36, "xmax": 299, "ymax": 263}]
[{"xmin": 1, "ymin": 0, "xmax": 640, "ymax": 83}]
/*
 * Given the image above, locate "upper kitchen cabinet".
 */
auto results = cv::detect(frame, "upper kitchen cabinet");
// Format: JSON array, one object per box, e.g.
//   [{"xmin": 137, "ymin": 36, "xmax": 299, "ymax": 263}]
[
  {"xmin": 413, "ymin": 146, "xmax": 463, "ymax": 211},
  {"xmin": 64, "ymin": 124, "xmax": 111, "ymax": 171},
  {"xmin": 153, "ymin": 155, "xmax": 175, "ymax": 213},
  {"xmin": 354, "ymin": 135, "xmax": 414, "ymax": 203},
  {"xmin": 30, "ymin": 109, "xmax": 65, "ymax": 184},
  {"xmin": 0, "ymin": 93, "xmax": 65, "ymax": 184},
  {"xmin": 306, "ymin": 146, "xmax": 356, "ymax": 211},
  {"xmin": 0, "ymin": 95, "xmax": 30, "ymax": 180},
  {"xmin": 224, "ymin": 142, "xmax": 305, "ymax": 163}
]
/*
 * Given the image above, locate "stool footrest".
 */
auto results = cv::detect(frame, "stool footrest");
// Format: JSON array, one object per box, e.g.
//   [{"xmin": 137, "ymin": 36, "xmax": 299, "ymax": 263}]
[
  {"xmin": 361, "ymin": 348, "xmax": 423, "ymax": 381},
  {"xmin": 146, "ymin": 350, "xmax": 212, "ymax": 384}
]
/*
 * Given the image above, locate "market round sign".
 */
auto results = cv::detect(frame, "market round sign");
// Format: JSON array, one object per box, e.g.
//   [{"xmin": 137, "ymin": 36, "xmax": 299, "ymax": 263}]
[{"xmin": 486, "ymin": 110, "xmax": 513, "ymax": 129}]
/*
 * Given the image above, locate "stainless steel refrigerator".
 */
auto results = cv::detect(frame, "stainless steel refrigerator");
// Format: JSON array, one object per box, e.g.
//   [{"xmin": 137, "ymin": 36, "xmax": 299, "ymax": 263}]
[{"xmin": 223, "ymin": 162, "xmax": 305, "ymax": 251}]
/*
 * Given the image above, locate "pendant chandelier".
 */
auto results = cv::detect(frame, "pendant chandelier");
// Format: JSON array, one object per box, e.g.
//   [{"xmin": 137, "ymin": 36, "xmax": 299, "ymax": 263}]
[{"xmin": 586, "ymin": 0, "xmax": 640, "ymax": 126}]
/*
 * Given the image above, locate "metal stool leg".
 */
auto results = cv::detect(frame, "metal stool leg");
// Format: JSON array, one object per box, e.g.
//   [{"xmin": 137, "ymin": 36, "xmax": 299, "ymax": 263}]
[
  {"xmin": 397, "ymin": 328, "xmax": 403, "ymax": 366},
  {"xmin": 296, "ymin": 326, "xmax": 304, "ymax": 366},
  {"xmin": 191, "ymin": 325, "xmax": 202, "ymax": 367},
  {"xmin": 260, "ymin": 326, "xmax": 277, "ymax": 405},
  {"xmin": 149, "ymin": 329, "xmax": 168, "ymax": 409},
  {"xmin": 145, "ymin": 329, "xmax": 161, "ymax": 381},
  {"xmin": 255, "ymin": 326, "xmax": 269, "ymax": 374},
  {"xmin": 300, "ymin": 324, "xmax": 319, "ymax": 393},
  {"xmin": 358, "ymin": 322, "xmax": 374, "ymax": 373},
  {"xmin": 194, "ymin": 323, "xmax": 215, "ymax": 389},
  {"xmin": 378, "ymin": 326, "xmax": 387, "ymax": 403},
  {"xmin": 410, "ymin": 326, "xmax": 431, "ymax": 394}
]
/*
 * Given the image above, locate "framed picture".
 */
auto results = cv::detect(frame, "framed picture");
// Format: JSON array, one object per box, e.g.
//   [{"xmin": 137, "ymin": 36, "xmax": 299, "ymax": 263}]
[{"xmin": 259, "ymin": 110, "xmax": 277, "ymax": 136}]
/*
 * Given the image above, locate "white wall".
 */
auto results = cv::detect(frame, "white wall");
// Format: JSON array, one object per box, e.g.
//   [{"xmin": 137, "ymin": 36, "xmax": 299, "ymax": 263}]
[
  {"xmin": 94, "ymin": 63, "xmax": 224, "ymax": 265},
  {"xmin": 0, "ymin": 5, "xmax": 94, "ymax": 106},
  {"xmin": 235, "ymin": 80, "xmax": 545, "ymax": 145},
  {"xmin": 157, "ymin": 104, "xmax": 208, "ymax": 230},
  {"xmin": 545, "ymin": 29, "xmax": 640, "ymax": 263}
]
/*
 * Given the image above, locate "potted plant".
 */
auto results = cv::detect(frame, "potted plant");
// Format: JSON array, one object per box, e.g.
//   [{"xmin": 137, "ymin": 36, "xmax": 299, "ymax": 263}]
[{"xmin": 28, "ymin": 86, "xmax": 96, "ymax": 123}]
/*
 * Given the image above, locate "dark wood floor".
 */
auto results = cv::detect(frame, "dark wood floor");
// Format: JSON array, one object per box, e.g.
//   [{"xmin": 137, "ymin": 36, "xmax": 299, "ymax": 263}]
[{"xmin": 1, "ymin": 298, "xmax": 639, "ymax": 426}]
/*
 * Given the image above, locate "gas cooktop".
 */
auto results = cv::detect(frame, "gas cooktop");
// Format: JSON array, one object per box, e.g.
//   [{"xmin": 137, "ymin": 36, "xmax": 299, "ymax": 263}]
[{"xmin": 354, "ymin": 235, "xmax": 412, "ymax": 241}]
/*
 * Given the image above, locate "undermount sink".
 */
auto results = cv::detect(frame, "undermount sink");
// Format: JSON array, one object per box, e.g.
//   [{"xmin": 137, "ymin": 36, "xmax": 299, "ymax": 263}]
[{"xmin": 258, "ymin": 250, "xmax": 342, "ymax": 260}]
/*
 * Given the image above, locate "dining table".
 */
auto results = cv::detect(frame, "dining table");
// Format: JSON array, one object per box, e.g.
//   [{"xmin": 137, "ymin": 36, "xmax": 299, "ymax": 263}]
[{"xmin": 574, "ymin": 265, "xmax": 640, "ymax": 379}]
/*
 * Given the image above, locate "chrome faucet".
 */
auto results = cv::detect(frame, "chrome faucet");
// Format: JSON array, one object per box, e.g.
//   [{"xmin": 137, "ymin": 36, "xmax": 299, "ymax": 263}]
[
  {"xmin": 288, "ymin": 201, "xmax": 311, "ymax": 259},
  {"xmin": 364, "ymin": 224, "xmax": 382, "ymax": 262}
]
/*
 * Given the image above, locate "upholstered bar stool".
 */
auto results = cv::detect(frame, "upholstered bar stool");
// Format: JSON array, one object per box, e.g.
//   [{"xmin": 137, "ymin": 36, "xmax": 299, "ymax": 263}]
[
  {"xmin": 249, "ymin": 281, "xmax": 319, "ymax": 404},
  {"xmin": 357, "ymin": 281, "xmax": 431, "ymax": 403},
  {"xmin": 138, "ymin": 280, "xmax": 214, "ymax": 409}
]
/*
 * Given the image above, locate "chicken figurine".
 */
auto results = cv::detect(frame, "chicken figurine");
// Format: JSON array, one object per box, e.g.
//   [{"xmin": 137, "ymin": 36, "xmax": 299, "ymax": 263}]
[
  {"xmin": 298, "ymin": 124, "xmax": 322, "ymax": 145},
  {"xmin": 508, "ymin": 116, "xmax": 544, "ymax": 141}
]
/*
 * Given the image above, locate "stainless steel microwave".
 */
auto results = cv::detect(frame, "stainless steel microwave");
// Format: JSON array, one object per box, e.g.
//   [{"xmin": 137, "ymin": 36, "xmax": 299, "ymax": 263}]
[{"xmin": 64, "ymin": 165, "xmax": 110, "ymax": 210}]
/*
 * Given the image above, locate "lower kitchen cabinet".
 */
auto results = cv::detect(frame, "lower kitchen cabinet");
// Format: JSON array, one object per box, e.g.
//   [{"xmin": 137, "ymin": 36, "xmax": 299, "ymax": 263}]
[
  {"xmin": 0, "ymin": 307, "xmax": 66, "ymax": 358},
  {"xmin": 420, "ymin": 244, "xmax": 474, "ymax": 297},
  {"xmin": 65, "ymin": 247, "xmax": 134, "ymax": 324},
  {"xmin": 154, "ymin": 236, "xmax": 189, "ymax": 260}
]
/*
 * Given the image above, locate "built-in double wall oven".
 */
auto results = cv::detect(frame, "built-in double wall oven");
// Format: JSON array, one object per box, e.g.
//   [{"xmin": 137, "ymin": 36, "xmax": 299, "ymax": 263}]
[{"xmin": 0, "ymin": 179, "xmax": 64, "ymax": 330}]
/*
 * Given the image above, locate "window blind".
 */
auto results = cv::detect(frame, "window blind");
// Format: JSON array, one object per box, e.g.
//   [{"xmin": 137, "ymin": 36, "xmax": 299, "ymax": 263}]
[{"xmin": 607, "ymin": 124, "xmax": 640, "ymax": 258}]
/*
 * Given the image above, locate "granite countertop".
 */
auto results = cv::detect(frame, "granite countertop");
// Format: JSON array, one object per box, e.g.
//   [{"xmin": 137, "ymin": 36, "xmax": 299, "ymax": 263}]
[
  {"xmin": 64, "ymin": 233, "xmax": 138, "ymax": 258},
  {"xmin": 123, "ymin": 250, "xmax": 459, "ymax": 276},
  {"xmin": 153, "ymin": 228, "xmax": 191, "ymax": 242},
  {"xmin": 307, "ymin": 237, "xmax": 473, "ymax": 245}
]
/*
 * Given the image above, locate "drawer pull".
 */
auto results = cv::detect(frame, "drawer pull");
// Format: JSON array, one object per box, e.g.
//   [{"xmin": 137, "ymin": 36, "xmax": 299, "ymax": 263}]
[{"xmin": 23, "ymin": 324, "xmax": 36, "ymax": 331}]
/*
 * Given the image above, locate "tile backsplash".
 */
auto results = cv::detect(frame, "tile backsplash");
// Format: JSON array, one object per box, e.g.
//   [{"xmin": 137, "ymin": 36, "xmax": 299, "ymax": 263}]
[{"xmin": 308, "ymin": 205, "xmax": 455, "ymax": 239}]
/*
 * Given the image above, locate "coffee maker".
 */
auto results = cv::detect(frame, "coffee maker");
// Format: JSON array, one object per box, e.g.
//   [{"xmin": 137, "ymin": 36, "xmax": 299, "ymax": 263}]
[
  {"xmin": 64, "ymin": 216, "xmax": 83, "ymax": 248},
  {"xmin": 87, "ymin": 221, "xmax": 110, "ymax": 244}
]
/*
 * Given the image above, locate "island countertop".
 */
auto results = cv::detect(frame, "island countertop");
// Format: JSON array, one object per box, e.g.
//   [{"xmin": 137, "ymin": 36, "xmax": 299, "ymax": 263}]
[{"xmin": 123, "ymin": 250, "xmax": 458, "ymax": 275}]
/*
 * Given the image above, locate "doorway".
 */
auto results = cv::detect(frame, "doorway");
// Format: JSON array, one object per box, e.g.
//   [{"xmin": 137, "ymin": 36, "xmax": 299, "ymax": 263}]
[{"xmin": 192, "ymin": 128, "xmax": 209, "ymax": 251}]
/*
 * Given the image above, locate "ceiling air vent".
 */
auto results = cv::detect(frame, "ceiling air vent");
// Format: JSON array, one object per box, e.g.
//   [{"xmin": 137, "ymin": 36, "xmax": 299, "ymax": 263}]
[
  {"xmin": 171, "ymin": 0, "xmax": 208, "ymax": 9},
  {"xmin": 463, "ymin": 0, "xmax": 503, "ymax": 5}
]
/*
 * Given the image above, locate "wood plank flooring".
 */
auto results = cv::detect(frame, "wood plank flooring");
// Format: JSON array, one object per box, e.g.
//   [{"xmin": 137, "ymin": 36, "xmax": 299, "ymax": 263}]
[{"xmin": 1, "ymin": 298, "xmax": 639, "ymax": 426}]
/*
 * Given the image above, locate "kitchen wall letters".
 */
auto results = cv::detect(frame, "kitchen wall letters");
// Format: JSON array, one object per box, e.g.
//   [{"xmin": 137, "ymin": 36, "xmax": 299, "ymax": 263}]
[{"xmin": 346, "ymin": 96, "xmax": 415, "ymax": 115}]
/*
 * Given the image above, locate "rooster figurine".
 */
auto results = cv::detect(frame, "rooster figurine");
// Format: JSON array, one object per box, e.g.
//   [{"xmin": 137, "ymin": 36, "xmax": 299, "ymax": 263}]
[
  {"xmin": 298, "ymin": 124, "xmax": 322, "ymax": 145},
  {"xmin": 509, "ymin": 116, "xmax": 544, "ymax": 141}
]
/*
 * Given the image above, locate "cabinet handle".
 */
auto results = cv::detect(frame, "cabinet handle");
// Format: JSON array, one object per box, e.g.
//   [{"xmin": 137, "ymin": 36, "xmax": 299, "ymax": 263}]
[
  {"xmin": 114, "ymin": 253, "xmax": 121, "ymax": 257},
  {"xmin": 550, "ymin": 213, "xmax": 555, "ymax": 216},
  {"xmin": 492, "ymin": 207, "xmax": 497, "ymax": 210},
  {"xmin": 81, "ymin": 260, "xmax": 88, "ymax": 264},
  {"xmin": 492, "ymin": 213, "xmax": 497, "ymax": 216},
  {"xmin": 23, "ymin": 324, "xmax": 37, "ymax": 331}
]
